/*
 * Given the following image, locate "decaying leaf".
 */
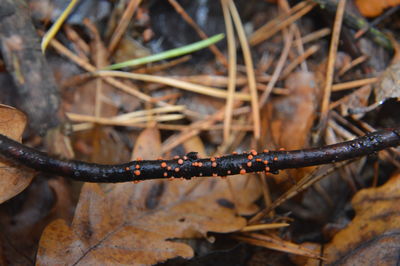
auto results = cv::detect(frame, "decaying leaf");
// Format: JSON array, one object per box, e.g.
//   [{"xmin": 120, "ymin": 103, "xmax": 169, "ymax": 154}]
[
  {"xmin": 338, "ymin": 85, "xmax": 372, "ymax": 117},
  {"xmin": 309, "ymin": 173, "xmax": 400, "ymax": 265},
  {"xmin": 37, "ymin": 127, "xmax": 261, "ymax": 265},
  {"xmin": 375, "ymin": 61, "xmax": 400, "ymax": 104},
  {"xmin": 0, "ymin": 104, "xmax": 35, "ymax": 203}
]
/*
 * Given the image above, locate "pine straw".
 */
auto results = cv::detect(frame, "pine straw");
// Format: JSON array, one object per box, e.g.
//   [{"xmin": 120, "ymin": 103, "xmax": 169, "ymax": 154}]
[{"xmin": 46, "ymin": 0, "xmax": 399, "ymax": 261}]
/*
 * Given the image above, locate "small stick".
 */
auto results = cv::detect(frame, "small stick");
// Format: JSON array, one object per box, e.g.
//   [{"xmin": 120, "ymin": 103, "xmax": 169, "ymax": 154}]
[{"xmin": 0, "ymin": 128, "xmax": 398, "ymax": 183}]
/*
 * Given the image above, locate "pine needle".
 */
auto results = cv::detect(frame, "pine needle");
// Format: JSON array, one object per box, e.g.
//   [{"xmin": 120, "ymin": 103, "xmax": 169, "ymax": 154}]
[
  {"xmin": 104, "ymin": 33, "xmax": 225, "ymax": 70},
  {"xmin": 41, "ymin": 0, "xmax": 80, "ymax": 53}
]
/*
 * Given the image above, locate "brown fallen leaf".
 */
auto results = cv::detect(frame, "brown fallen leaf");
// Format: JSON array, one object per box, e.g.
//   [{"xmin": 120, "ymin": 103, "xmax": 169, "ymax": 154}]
[
  {"xmin": 0, "ymin": 176, "xmax": 73, "ymax": 265},
  {"xmin": 0, "ymin": 104, "xmax": 35, "ymax": 203},
  {"xmin": 355, "ymin": 0, "xmax": 400, "ymax": 18},
  {"xmin": 262, "ymin": 71, "xmax": 318, "ymax": 184},
  {"xmin": 306, "ymin": 173, "xmax": 400, "ymax": 265},
  {"xmin": 336, "ymin": 85, "xmax": 372, "ymax": 116},
  {"xmin": 351, "ymin": 60, "xmax": 400, "ymax": 115},
  {"xmin": 37, "ymin": 127, "xmax": 261, "ymax": 265},
  {"xmin": 375, "ymin": 61, "xmax": 400, "ymax": 104}
]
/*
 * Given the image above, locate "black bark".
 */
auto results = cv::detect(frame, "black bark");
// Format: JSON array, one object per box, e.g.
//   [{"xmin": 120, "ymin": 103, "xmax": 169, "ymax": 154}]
[{"xmin": 0, "ymin": 128, "xmax": 398, "ymax": 183}]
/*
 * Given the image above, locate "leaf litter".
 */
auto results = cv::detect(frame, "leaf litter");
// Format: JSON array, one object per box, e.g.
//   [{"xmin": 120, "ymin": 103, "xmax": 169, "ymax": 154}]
[
  {"xmin": 0, "ymin": 105, "xmax": 35, "ymax": 203},
  {"xmin": 306, "ymin": 172, "xmax": 400, "ymax": 265},
  {"xmin": 37, "ymin": 127, "xmax": 262, "ymax": 265},
  {"xmin": 1, "ymin": 0, "xmax": 400, "ymax": 265}
]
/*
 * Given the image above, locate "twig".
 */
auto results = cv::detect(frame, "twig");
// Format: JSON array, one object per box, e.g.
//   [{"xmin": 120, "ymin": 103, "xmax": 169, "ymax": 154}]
[
  {"xmin": 0, "ymin": 128, "xmax": 398, "ymax": 182},
  {"xmin": 0, "ymin": 0, "xmax": 59, "ymax": 133},
  {"xmin": 108, "ymin": 0, "xmax": 142, "ymax": 54}
]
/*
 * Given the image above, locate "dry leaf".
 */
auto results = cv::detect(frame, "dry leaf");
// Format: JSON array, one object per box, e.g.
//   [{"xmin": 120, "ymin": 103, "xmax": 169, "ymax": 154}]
[
  {"xmin": 311, "ymin": 173, "xmax": 400, "ymax": 265},
  {"xmin": 262, "ymin": 71, "xmax": 318, "ymax": 184},
  {"xmin": 44, "ymin": 127, "xmax": 75, "ymax": 159},
  {"xmin": 355, "ymin": 0, "xmax": 400, "ymax": 17},
  {"xmin": 338, "ymin": 85, "xmax": 372, "ymax": 116},
  {"xmin": 37, "ymin": 127, "xmax": 260, "ymax": 265},
  {"xmin": 72, "ymin": 126, "xmax": 131, "ymax": 165},
  {"xmin": 0, "ymin": 104, "xmax": 35, "ymax": 203},
  {"xmin": 375, "ymin": 61, "xmax": 400, "ymax": 104},
  {"xmin": 0, "ymin": 176, "xmax": 72, "ymax": 265}
]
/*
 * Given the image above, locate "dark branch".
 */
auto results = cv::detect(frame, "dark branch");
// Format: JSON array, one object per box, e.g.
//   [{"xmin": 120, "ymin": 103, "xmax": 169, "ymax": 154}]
[{"xmin": 0, "ymin": 127, "xmax": 399, "ymax": 183}]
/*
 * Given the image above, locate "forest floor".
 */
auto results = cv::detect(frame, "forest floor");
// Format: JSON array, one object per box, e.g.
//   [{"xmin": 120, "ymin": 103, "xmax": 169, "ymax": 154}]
[{"xmin": 0, "ymin": 0, "xmax": 400, "ymax": 265}]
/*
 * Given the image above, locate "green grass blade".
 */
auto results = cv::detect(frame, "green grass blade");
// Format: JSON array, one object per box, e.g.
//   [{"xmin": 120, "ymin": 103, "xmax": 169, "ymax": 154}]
[{"xmin": 104, "ymin": 33, "xmax": 225, "ymax": 70}]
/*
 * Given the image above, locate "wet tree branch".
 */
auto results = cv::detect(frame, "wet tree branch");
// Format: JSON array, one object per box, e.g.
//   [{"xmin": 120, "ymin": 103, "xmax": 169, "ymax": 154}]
[{"xmin": 0, "ymin": 127, "xmax": 399, "ymax": 183}]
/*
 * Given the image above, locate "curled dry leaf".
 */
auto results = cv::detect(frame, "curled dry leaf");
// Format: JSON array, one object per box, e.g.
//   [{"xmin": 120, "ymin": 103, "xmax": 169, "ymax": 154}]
[
  {"xmin": 307, "ymin": 173, "xmax": 400, "ymax": 265},
  {"xmin": 0, "ymin": 104, "xmax": 35, "ymax": 203},
  {"xmin": 37, "ymin": 127, "xmax": 261, "ymax": 265}
]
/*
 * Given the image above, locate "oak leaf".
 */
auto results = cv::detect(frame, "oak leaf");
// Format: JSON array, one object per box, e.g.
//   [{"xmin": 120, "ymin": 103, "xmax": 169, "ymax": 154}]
[
  {"xmin": 308, "ymin": 173, "xmax": 400, "ymax": 265},
  {"xmin": 0, "ymin": 104, "xmax": 35, "ymax": 203},
  {"xmin": 37, "ymin": 127, "xmax": 261, "ymax": 265}
]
